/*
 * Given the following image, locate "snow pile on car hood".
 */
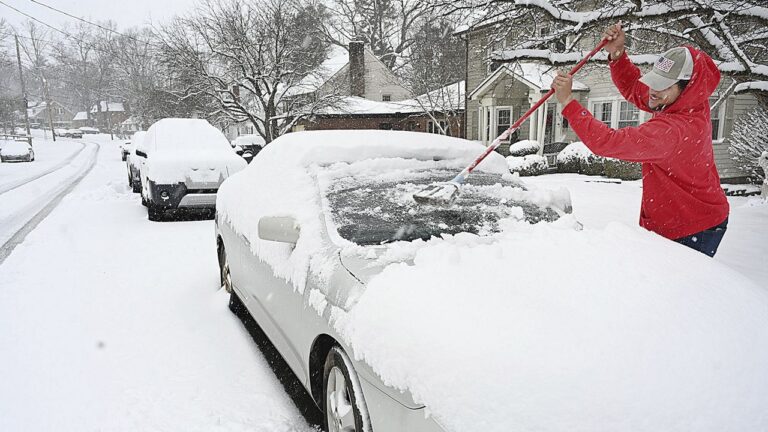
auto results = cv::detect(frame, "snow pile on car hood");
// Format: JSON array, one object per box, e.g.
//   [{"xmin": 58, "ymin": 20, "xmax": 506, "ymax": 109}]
[
  {"xmin": 216, "ymin": 130, "xmax": 510, "ymax": 290},
  {"xmin": 333, "ymin": 222, "xmax": 768, "ymax": 432}
]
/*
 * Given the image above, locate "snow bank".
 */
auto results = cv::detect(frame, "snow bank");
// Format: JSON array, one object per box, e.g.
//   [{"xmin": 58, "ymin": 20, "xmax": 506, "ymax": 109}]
[
  {"xmin": 333, "ymin": 222, "xmax": 768, "ymax": 432},
  {"xmin": 217, "ymin": 130, "xmax": 510, "ymax": 291}
]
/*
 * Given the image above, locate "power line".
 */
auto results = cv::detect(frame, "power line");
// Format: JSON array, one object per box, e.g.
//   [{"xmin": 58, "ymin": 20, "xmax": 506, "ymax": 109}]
[{"xmin": 27, "ymin": 0, "xmax": 154, "ymax": 45}]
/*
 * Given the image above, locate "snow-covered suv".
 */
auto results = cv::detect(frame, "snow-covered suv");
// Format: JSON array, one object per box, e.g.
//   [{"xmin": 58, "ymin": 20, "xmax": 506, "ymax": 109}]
[{"xmin": 135, "ymin": 118, "xmax": 247, "ymax": 221}]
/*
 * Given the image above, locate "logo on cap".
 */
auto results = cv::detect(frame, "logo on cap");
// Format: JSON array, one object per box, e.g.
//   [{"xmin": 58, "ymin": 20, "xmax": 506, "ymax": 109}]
[{"xmin": 656, "ymin": 56, "xmax": 675, "ymax": 73}]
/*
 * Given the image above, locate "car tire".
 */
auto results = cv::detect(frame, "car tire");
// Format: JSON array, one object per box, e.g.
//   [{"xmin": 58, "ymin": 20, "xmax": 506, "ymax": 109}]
[
  {"xmin": 131, "ymin": 179, "xmax": 141, "ymax": 193},
  {"xmin": 147, "ymin": 205, "xmax": 164, "ymax": 222},
  {"xmin": 228, "ymin": 290, "xmax": 245, "ymax": 315},
  {"xmin": 323, "ymin": 347, "xmax": 370, "ymax": 432},
  {"xmin": 219, "ymin": 246, "xmax": 233, "ymax": 293}
]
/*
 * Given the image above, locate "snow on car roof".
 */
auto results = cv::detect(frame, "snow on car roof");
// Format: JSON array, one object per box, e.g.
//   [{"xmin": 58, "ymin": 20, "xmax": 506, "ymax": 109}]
[
  {"xmin": 260, "ymin": 130, "xmax": 509, "ymax": 173},
  {"xmin": 1, "ymin": 140, "xmax": 32, "ymax": 155},
  {"xmin": 144, "ymin": 118, "xmax": 230, "ymax": 153}
]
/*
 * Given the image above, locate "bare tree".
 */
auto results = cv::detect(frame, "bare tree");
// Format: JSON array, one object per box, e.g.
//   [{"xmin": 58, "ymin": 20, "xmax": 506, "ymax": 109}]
[
  {"xmin": 52, "ymin": 21, "xmax": 116, "ymax": 128},
  {"xmin": 434, "ymin": 0, "xmax": 768, "ymax": 102},
  {"xmin": 157, "ymin": 0, "xmax": 339, "ymax": 143},
  {"xmin": 320, "ymin": 0, "xmax": 429, "ymax": 70},
  {"xmin": 728, "ymin": 102, "xmax": 768, "ymax": 183}
]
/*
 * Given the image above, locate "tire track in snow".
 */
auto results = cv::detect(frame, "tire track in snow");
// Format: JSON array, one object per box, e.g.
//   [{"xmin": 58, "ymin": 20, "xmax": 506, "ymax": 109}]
[
  {"xmin": 0, "ymin": 141, "xmax": 100, "ymax": 265},
  {"xmin": 0, "ymin": 141, "xmax": 86, "ymax": 195}
]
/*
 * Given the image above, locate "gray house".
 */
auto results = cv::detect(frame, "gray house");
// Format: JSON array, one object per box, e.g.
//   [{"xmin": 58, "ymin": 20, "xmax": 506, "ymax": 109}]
[{"xmin": 458, "ymin": 23, "xmax": 758, "ymax": 182}]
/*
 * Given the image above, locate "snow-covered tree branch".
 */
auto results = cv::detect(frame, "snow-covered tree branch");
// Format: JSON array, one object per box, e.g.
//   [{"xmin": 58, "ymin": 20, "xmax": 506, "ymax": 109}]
[
  {"xmin": 435, "ymin": 0, "xmax": 767, "ymax": 94},
  {"xmin": 157, "ymin": 0, "xmax": 337, "ymax": 143}
]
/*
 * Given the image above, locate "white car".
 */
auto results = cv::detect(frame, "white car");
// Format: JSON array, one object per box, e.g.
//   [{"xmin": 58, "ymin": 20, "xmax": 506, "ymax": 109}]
[
  {"xmin": 125, "ymin": 131, "xmax": 146, "ymax": 193},
  {"xmin": 78, "ymin": 126, "xmax": 100, "ymax": 134},
  {"xmin": 0, "ymin": 140, "xmax": 35, "ymax": 162},
  {"xmin": 231, "ymin": 133, "xmax": 266, "ymax": 162},
  {"xmin": 135, "ymin": 118, "xmax": 247, "ymax": 221},
  {"xmin": 215, "ymin": 130, "xmax": 768, "ymax": 432}
]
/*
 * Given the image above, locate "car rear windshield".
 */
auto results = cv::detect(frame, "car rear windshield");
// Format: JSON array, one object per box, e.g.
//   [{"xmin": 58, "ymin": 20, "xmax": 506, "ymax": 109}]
[{"xmin": 322, "ymin": 168, "xmax": 559, "ymax": 245}]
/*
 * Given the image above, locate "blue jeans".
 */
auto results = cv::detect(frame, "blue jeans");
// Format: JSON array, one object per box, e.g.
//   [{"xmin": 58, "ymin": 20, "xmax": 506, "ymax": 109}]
[{"xmin": 674, "ymin": 217, "xmax": 728, "ymax": 257}]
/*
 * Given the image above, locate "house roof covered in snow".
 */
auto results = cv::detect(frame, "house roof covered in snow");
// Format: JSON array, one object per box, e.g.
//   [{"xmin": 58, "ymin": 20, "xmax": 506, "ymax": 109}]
[
  {"xmin": 469, "ymin": 62, "xmax": 588, "ymax": 100},
  {"xmin": 284, "ymin": 46, "xmax": 350, "ymax": 98},
  {"xmin": 73, "ymin": 111, "xmax": 88, "ymax": 121},
  {"xmin": 91, "ymin": 102, "xmax": 124, "ymax": 113},
  {"xmin": 308, "ymin": 81, "xmax": 465, "ymax": 116}
]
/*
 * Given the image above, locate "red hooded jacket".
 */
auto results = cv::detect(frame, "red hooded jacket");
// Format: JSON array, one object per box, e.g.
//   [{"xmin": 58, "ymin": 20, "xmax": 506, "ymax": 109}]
[{"xmin": 562, "ymin": 46, "xmax": 729, "ymax": 240}]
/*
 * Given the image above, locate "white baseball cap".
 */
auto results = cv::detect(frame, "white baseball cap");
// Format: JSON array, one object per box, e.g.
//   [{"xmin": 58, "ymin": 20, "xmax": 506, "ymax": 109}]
[{"xmin": 640, "ymin": 47, "xmax": 694, "ymax": 91}]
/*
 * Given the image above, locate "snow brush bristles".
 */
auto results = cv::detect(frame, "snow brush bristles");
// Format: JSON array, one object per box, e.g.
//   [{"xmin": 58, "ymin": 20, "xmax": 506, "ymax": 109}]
[{"xmin": 413, "ymin": 38, "xmax": 609, "ymax": 206}]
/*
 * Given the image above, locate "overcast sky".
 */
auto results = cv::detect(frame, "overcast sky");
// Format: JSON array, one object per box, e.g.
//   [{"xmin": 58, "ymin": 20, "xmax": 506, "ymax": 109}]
[{"xmin": 2, "ymin": 0, "xmax": 200, "ymax": 31}]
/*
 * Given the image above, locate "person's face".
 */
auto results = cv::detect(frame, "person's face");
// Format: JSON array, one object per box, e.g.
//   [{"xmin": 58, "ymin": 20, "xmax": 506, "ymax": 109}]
[{"xmin": 648, "ymin": 83, "xmax": 682, "ymax": 110}]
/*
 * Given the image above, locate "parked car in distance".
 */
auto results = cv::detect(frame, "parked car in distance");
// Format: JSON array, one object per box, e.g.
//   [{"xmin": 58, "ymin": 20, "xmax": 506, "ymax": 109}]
[
  {"xmin": 126, "ymin": 131, "xmax": 145, "ymax": 193},
  {"xmin": 67, "ymin": 129, "xmax": 83, "ymax": 139},
  {"xmin": 136, "ymin": 118, "xmax": 247, "ymax": 221},
  {"xmin": 79, "ymin": 126, "xmax": 100, "ymax": 134},
  {"xmin": 231, "ymin": 134, "xmax": 265, "ymax": 163},
  {"xmin": 120, "ymin": 141, "xmax": 132, "ymax": 161},
  {"xmin": 0, "ymin": 140, "xmax": 35, "ymax": 162}
]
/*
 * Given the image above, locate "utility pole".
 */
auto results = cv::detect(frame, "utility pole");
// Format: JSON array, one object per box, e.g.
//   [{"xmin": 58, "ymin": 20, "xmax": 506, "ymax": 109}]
[
  {"xmin": 106, "ymin": 97, "xmax": 113, "ymax": 140},
  {"xmin": 41, "ymin": 76, "xmax": 56, "ymax": 142},
  {"xmin": 14, "ymin": 35, "xmax": 32, "ymax": 145}
]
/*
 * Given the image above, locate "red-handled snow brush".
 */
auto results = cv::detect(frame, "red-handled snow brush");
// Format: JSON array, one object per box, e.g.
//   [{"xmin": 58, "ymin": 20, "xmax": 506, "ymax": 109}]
[{"xmin": 413, "ymin": 38, "xmax": 609, "ymax": 206}]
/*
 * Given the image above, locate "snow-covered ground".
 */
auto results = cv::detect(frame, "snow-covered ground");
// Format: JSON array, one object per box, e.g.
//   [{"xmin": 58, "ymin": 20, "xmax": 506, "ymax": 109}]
[
  {"xmin": 0, "ymin": 135, "xmax": 312, "ymax": 432},
  {"xmin": 0, "ymin": 133, "xmax": 765, "ymax": 431}
]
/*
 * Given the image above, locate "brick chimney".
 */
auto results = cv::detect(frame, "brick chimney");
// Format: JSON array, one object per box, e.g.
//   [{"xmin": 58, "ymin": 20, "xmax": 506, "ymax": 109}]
[{"xmin": 349, "ymin": 41, "xmax": 366, "ymax": 97}]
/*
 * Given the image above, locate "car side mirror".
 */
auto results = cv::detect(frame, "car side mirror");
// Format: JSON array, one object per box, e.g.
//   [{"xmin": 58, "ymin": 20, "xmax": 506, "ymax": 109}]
[
  {"xmin": 258, "ymin": 216, "xmax": 300, "ymax": 244},
  {"xmin": 135, "ymin": 149, "xmax": 147, "ymax": 158}
]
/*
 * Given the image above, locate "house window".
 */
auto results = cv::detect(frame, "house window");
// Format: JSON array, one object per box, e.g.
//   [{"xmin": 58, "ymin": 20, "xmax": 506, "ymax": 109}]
[
  {"xmin": 406, "ymin": 121, "xmax": 416, "ymax": 131},
  {"xmin": 428, "ymin": 120, "xmax": 448, "ymax": 135},
  {"xmin": 618, "ymin": 101, "xmax": 640, "ymax": 128},
  {"xmin": 378, "ymin": 122, "xmax": 392, "ymax": 130},
  {"xmin": 382, "ymin": 94, "xmax": 392, "ymax": 102},
  {"xmin": 591, "ymin": 101, "xmax": 613, "ymax": 127},
  {"xmin": 487, "ymin": 38, "xmax": 505, "ymax": 74},
  {"xmin": 539, "ymin": 27, "xmax": 566, "ymax": 52},
  {"xmin": 710, "ymin": 97, "xmax": 723, "ymax": 140},
  {"xmin": 496, "ymin": 108, "xmax": 511, "ymax": 139}
]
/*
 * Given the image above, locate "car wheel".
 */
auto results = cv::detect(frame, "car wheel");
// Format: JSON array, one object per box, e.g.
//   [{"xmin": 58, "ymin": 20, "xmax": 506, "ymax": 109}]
[
  {"xmin": 323, "ymin": 347, "xmax": 370, "ymax": 432},
  {"xmin": 147, "ymin": 205, "xmax": 164, "ymax": 221},
  {"xmin": 228, "ymin": 290, "xmax": 245, "ymax": 315},
  {"xmin": 219, "ymin": 246, "xmax": 233, "ymax": 293}
]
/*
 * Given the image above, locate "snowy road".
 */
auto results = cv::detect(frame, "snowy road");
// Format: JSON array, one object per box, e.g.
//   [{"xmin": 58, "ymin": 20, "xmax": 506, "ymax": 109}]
[
  {"xmin": 0, "ymin": 140, "xmax": 99, "ymax": 264},
  {"xmin": 0, "ymin": 137, "xmax": 313, "ymax": 432}
]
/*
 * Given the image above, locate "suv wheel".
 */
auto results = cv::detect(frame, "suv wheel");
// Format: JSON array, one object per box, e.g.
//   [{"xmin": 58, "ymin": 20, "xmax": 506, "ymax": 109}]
[{"xmin": 147, "ymin": 205, "xmax": 164, "ymax": 221}]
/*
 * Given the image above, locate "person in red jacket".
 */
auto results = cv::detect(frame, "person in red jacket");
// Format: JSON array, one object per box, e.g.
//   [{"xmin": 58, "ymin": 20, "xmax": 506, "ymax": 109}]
[{"xmin": 551, "ymin": 22, "xmax": 729, "ymax": 257}]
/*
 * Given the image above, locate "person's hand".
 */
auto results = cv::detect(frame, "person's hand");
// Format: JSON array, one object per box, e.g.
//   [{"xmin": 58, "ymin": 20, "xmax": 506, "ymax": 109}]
[
  {"xmin": 602, "ymin": 21, "xmax": 626, "ymax": 59},
  {"xmin": 552, "ymin": 71, "xmax": 574, "ymax": 105}
]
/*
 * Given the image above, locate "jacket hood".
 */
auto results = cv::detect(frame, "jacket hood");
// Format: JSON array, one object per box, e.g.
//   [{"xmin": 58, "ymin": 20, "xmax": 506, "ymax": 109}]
[{"xmin": 664, "ymin": 46, "xmax": 721, "ymax": 114}]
